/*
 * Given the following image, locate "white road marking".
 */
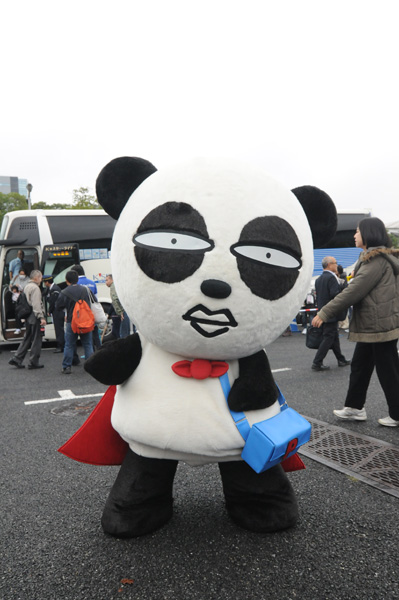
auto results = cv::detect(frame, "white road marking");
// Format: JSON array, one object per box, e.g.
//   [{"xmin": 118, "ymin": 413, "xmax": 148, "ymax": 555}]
[
  {"xmin": 272, "ymin": 368, "xmax": 291, "ymax": 373},
  {"xmin": 58, "ymin": 389, "xmax": 74, "ymax": 398},
  {"xmin": 25, "ymin": 390, "xmax": 103, "ymax": 406}
]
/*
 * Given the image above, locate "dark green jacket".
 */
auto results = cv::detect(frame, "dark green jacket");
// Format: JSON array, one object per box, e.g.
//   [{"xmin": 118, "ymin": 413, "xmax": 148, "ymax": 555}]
[{"xmin": 318, "ymin": 247, "xmax": 399, "ymax": 343}]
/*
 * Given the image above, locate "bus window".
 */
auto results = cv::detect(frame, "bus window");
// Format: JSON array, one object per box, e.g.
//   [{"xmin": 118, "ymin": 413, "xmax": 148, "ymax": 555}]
[
  {"xmin": 0, "ymin": 215, "xmax": 9, "ymax": 239},
  {"xmin": 46, "ymin": 215, "xmax": 114, "ymax": 249}
]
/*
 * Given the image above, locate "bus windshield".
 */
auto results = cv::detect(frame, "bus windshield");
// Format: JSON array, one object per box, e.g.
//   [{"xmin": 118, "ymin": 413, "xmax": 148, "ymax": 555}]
[{"xmin": 41, "ymin": 244, "xmax": 80, "ymax": 286}]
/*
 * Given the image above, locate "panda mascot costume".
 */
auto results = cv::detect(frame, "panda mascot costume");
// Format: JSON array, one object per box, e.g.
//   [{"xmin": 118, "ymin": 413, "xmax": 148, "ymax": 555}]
[{"xmin": 59, "ymin": 156, "xmax": 336, "ymax": 538}]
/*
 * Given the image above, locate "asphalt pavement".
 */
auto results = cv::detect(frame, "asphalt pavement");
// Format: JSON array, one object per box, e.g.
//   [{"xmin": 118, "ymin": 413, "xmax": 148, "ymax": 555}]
[{"xmin": 1, "ymin": 332, "xmax": 398, "ymax": 600}]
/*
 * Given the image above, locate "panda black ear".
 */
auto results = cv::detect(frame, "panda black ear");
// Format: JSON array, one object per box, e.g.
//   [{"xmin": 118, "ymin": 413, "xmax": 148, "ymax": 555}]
[
  {"xmin": 291, "ymin": 185, "xmax": 337, "ymax": 249},
  {"xmin": 96, "ymin": 157, "xmax": 157, "ymax": 220}
]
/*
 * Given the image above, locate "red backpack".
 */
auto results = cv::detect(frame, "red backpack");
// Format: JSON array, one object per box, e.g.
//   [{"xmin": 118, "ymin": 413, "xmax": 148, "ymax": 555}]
[{"xmin": 71, "ymin": 298, "xmax": 95, "ymax": 334}]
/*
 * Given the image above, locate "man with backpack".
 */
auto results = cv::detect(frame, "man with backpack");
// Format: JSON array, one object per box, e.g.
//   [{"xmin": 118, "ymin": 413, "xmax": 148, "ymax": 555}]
[
  {"xmin": 56, "ymin": 270, "xmax": 94, "ymax": 374},
  {"xmin": 8, "ymin": 270, "xmax": 46, "ymax": 369},
  {"xmin": 70, "ymin": 264, "xmax": 101, "ymax": 349}
]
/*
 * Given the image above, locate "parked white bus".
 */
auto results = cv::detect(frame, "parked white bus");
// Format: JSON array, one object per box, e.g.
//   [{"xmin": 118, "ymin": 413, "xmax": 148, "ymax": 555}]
[{"xmin": 0, "ymin": 209, "xmax": 116, "ymax": 343}]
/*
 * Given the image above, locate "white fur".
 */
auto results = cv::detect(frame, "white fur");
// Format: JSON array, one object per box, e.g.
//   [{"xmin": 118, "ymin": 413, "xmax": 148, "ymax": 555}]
[{"xmin": 112, "ymin": 337, "xmax": 281, "ymax": 465}]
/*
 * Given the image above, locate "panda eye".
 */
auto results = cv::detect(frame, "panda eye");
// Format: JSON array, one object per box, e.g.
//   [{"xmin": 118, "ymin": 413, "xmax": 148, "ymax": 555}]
[
  {"xmin": 133, "ymin": 230, "xmax": 214, "ymax": 253},
  {"xmin": 231, "ymin": 244, "xmax": 301, "ymax": 269}
]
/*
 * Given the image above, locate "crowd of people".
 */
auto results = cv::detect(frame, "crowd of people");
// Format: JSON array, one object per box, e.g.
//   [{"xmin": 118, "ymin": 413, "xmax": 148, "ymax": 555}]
[{"xmin": 7, "ymin": 265, "xmax": 131, "ymax": 374}]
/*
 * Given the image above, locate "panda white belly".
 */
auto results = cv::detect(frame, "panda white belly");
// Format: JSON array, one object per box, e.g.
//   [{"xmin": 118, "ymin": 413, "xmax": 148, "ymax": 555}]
[{"xmin": 111, "ymin": 336, "xmax": 281, "ymax": 465}]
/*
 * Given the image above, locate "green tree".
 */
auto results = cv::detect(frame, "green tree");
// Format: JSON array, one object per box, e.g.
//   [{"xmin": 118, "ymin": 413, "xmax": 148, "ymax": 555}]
[
  {"xmin": 0, "ymin": 192, "xmax": 28, "ymax": 231},
  {"xmin": 72, "ymin": 187, "xmax": 101, "ymax": 209},
  {"xmin": 388, "ymin": 232, "xmax": 399, "ymax": 248},
  {"xmin": 0, "ymin": 187, "xmax": 101, "ymax": 232},
  {"xmin": 32, "ymin": 201, "xmax": 72, "ymax": 210}
]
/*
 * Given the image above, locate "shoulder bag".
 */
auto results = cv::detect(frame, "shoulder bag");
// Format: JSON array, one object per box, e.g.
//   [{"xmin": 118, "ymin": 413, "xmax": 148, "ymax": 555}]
[{"xmin": 86, "ymin": 288, "xmax": 107, "ymax": 327}]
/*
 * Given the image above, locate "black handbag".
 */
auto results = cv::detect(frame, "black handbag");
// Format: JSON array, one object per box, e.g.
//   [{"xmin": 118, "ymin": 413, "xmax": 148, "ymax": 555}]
[{"xmin": 306, "ymin": 325, "xmax": 323, "ymax": 349}]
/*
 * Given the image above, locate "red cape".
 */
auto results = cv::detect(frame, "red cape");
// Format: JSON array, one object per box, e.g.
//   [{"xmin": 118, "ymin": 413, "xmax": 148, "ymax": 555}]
[
  {"xmin": 58, "ymin": 386, "xmax": 305, "ymax": 471},
  {"xmin": 58, "ymin": 386, "xmax": 128, "ymax": 465}
]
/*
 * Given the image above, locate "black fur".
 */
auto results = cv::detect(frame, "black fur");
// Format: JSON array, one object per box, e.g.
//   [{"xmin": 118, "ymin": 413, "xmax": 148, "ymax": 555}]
[
  {"xmin": 228, "ymin": 351, "xmax": 278, "ymax": 411},
  {"xmin": 101, "ymin": 449, "xmax": 178, "ymax": 538},
  {"xmin": 134, "ymin": 201, "xmax": 212, "ymax": 283},
  {"xmin": 218, "ymin": 461, "xmax": 298, "ymax": 532},
  {"xmin": 233, "ymin": 216, "xmax": 301, "ymax": 300},
  {"xmin": 84, "ymin": 333, "xmax": 142, "ymax": 385},
  {"xmin": 291, "ymin": 185, "xmax": 337, "ymax": 249},
  {"xmin": 96, "ymin": 157, "xmax": 157, "ymax": 220}
]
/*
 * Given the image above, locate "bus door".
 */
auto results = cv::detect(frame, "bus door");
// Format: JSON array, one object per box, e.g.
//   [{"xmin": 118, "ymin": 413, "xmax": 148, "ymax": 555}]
[{"xmin": 0, "ymin": 244, "xmax": 40, "ymax": 342}]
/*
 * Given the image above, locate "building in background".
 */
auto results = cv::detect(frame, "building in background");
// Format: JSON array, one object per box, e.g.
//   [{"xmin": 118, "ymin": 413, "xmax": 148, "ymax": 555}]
[{"xmin": 0, "ymin": 176, "xmax": 28, "ymax": 197}]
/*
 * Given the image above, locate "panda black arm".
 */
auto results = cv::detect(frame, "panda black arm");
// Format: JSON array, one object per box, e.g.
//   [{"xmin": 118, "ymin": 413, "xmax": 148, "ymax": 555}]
[
  {"xmin": 227, "ymin": 351, "xmax": 278, "ymax": 411},
  {"xmin": 84, "ymin": 333, "xmax": 142, "ymax": 385}
]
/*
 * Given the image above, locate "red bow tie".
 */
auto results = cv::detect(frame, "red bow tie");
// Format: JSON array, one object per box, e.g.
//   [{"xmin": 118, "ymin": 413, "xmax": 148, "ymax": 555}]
[{"xmin": 172, "ymin": 359, "xmax": 229, "ymax": 380}]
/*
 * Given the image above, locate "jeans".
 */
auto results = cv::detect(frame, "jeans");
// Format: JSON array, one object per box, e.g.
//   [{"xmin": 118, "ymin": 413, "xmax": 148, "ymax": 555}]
[
  {"xmin": 92, "ymin": 325, "xmax": 101, "ymax": 349},
  {"xmin": 111, "ymin": 314, "xmax": 121, "ymax": 338},
  {"xmin": 120, "ymin": 312, "xmax": 131, "ymax": 338},
  {"xmin": 62, "ymin": 322, "xmax": 94, "ymax": 368}
]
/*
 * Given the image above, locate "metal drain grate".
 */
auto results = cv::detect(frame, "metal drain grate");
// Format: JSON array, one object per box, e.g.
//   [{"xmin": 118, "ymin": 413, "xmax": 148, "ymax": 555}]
[{"xmin": 300, "ymin": 417, "xmax": 399, "ymax": 498}]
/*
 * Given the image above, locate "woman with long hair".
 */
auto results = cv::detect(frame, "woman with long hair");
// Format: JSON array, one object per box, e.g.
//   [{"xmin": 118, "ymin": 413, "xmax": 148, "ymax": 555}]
[{"xmin": 312, "ymin": 217, "xmax": 399, "ymax": 426}]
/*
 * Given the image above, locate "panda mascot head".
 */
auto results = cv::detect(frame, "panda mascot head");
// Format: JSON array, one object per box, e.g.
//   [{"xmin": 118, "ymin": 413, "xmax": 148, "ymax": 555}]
[{"xmin": 97, "ymin": 156, "xmax": 336, "ymax": 359}]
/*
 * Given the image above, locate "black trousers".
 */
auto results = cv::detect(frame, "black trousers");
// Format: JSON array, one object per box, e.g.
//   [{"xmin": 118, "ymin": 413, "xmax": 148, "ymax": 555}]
[
  {"xmin": 52, "ymin": 310, "xmax": 65, "ymax": 350},
  {"xmin": 313, "ymin": 321, "xmax": 346, "ymax": 366},
  {"xmin": 345, "ymin": 339, "xmax": 399, "ymax": 420}
]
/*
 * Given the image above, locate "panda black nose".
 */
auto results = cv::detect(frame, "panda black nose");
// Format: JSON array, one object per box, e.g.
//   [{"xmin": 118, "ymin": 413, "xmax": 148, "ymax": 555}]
[{"xmin": 201, "ymin": 279, "xmax": 232, "ymax": 299}]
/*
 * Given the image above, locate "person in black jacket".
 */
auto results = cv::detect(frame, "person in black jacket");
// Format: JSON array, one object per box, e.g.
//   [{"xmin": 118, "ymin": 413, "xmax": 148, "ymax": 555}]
[
  {"xmin": 43, "ymin": 275, "xmax": 65, "ymax": 353},
  {"xmin": 55, "ymin": 270, "xmax": 94, "ymax": 374},
  {"xmin": 312, "ymin": 256, "xmax": 351, "ymax": 371}
]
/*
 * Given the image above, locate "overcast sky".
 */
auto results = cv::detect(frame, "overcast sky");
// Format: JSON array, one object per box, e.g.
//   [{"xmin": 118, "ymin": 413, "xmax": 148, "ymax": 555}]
[{"xmin": 2, "ymin": 0, "xmax": 398, "ymax": 224}]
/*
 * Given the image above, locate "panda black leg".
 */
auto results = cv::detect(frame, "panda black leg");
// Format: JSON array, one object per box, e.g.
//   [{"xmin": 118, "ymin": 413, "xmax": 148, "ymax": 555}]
[
  {"xmin": 101, "ymin": 449, "xmax": 178, "ymax": 538},
  {"xmin": 218, "ymin": 461, "xmax": 298, "ymax": 533}
]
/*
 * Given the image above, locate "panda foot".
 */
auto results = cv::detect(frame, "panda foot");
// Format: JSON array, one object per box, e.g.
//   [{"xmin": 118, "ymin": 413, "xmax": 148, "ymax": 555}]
[
  {"xmin": 101, "ymin": 448, "xmax": 178, "ymax": 538},
  {"xmin": 219, "ymin": 462, "xmax": 299, "ymax": 533},
  {"xmin": 101, "ymin": 498, "xmax": 174, "ymax": 538}
]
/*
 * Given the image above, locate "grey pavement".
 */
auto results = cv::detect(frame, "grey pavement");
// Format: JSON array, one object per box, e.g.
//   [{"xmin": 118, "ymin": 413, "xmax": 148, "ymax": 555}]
[{"xmin": 1, "ymin": 332, "xmax": 398, "ymax": 600}]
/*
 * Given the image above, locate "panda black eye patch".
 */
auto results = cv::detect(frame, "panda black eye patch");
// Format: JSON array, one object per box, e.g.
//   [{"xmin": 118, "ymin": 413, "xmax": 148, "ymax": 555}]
[
  {"xmin": 134, "ymin": 201, "xmax": 213, "ymax": 283},
  {"xmin": 232, "ymin": 216, "xmax": 302, "ymax": 300}
]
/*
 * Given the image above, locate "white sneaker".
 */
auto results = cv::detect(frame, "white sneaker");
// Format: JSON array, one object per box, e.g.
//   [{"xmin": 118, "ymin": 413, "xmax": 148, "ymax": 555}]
[
  {"xmin": 14, "ymin": 329, "xmax": 21, "ymax": 334},
  {"xmin": 378, "ymin": 416, "xmax": 399, "ymax": 427},
  {"xmin": 333, "ymin": 407, "xmax": 367, "ymax": 421}
]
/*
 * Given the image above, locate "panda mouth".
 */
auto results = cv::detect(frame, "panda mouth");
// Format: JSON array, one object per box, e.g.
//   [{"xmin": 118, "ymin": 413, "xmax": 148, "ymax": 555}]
[{"xmin": 182, "ymin": 304, "xmax": 238, "ymax": 338}]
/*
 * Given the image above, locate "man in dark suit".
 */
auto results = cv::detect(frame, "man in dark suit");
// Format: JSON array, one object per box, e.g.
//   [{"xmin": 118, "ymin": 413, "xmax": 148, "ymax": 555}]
[
  {"xmin": 312, "ymin": 256, "xmax": 351, "ymax": 371},
  {"xmin": 43, "ymin": 275, "xmax": 65, "ymax": 353}
]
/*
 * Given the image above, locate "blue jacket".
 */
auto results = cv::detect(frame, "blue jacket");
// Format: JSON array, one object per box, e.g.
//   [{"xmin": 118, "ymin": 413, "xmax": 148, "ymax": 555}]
[{"xmin": 78, "ymin": 275, "xmax": 98, "ymax": 299}]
